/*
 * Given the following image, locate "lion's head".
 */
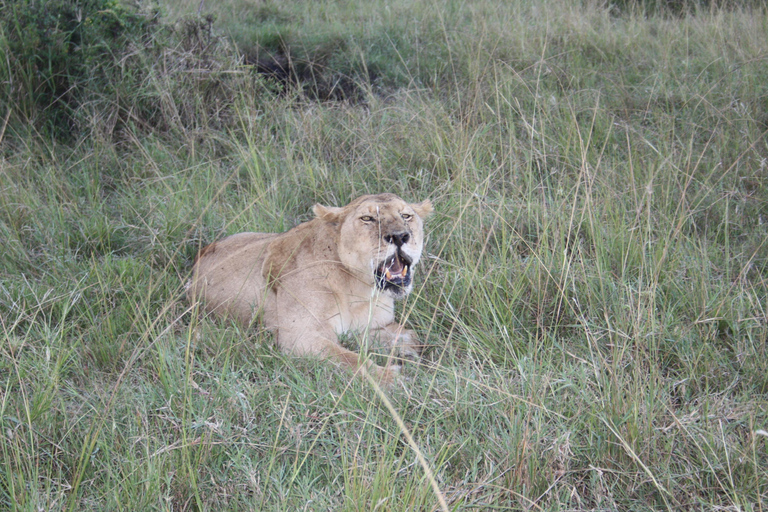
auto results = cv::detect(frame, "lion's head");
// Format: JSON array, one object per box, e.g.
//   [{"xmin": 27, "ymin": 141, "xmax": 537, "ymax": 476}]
[{"xmin": 313, "ymin": 193, "xmax": 433, "ymax": 298}]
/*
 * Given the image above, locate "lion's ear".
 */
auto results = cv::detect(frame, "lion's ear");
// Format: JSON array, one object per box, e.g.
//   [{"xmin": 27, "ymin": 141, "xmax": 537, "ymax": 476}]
[
  {"xmin": 312, "ymin": 203, "xmax": 345, "ymax": 224},
  {"xmin": 411, "ymin": 199, "xmax": 434, "ymax": 219}
]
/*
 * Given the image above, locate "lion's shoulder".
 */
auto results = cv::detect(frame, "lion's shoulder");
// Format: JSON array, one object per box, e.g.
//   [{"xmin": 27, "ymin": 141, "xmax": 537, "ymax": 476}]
[{"xmin": 261, "ymin": 219, "xmax": 341, "ymax": 288}]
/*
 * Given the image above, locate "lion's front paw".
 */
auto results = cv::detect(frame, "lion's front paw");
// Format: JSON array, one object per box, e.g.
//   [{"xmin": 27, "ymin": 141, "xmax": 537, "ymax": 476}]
[
  {"xmin": 374, "ymin": 364, "xmax": 401, "ymax": 387},
  {"xmin": 398, "ymin": 344, "xmax": 421, "ymax": 362},
  {"xmin": 394, "ymin": 329, "xmax": 422, "ymax": 361}
]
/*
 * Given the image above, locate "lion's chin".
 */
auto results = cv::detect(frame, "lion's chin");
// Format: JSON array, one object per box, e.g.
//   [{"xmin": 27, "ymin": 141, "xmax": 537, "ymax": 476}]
[{"xmin": 374, "ymin": 251, "xmax": 413, "ymax": 297}]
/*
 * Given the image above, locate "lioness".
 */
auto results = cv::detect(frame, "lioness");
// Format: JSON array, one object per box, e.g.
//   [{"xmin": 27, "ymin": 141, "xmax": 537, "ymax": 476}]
[{"xmin": 188, "ymin": 193, "xmax": 433, "ymax": 384}]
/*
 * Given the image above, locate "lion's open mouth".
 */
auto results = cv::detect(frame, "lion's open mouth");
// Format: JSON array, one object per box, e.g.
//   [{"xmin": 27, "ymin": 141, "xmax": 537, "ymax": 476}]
[{"xmin": 374, "ymin": 251, "xmax": 413, "ymax": 291}]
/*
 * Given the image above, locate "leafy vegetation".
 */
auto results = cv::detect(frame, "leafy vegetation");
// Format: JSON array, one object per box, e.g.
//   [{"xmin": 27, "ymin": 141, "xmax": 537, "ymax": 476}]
[
  {"xmin": 1, "ymin": 0, "xmax": 766, "ymax": 510},
  {"xmin": 0, "ymin": 0, "xmax": 250, "ymax": 139}
]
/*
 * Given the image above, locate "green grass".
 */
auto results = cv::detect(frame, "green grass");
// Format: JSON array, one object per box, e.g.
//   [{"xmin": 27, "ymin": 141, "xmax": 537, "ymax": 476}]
[{"xmin": 1, "ymin": 0, "xmax": 767, "ymax": 510}]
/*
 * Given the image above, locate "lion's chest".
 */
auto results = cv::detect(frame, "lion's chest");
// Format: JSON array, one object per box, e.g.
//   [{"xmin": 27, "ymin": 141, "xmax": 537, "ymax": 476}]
[{"xmin": 328, "ymin": 292, "xmax": 395, "ymax": 335}]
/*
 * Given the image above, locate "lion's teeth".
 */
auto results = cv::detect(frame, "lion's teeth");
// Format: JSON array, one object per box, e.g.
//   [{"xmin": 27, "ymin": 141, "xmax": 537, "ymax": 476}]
[
  {"xmin": 404, "ymin": 265, "xmax": 408, "ymax": 275},
  {"xmin": 385, "ymin": 269, "xmax": 392, "ymax": 280}
]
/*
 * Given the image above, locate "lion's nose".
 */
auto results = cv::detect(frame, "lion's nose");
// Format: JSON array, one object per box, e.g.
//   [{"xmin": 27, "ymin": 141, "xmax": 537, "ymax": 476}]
[{"xmin": 384, "ymin": 232, "xmax": 410, "ymax": 247}]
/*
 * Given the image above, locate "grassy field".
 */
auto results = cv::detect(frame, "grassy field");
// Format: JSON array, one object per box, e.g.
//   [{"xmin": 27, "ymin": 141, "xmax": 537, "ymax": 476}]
[{"xmin": 1, "ymin": 0, "xmax": 767, "ymax": 510}]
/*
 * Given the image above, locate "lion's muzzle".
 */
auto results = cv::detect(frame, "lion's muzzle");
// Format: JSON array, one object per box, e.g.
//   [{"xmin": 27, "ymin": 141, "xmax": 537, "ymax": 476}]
[
  {"xmin": 375, "ymin": 249, "xmax": 413, "ymax": 294},
  {"xmin": 384, "ymin": 231, "xmax": 410, "ymax": 247}
]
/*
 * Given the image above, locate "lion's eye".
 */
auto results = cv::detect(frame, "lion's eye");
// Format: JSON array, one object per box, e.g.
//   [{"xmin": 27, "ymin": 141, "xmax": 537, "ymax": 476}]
[
  {"xmin": 360, "ymin": 215, "xmax": 374, "ymax": 222},
  {"xmin": 402, "ymin": 213, "xmax": 413, "ymax": 221}
]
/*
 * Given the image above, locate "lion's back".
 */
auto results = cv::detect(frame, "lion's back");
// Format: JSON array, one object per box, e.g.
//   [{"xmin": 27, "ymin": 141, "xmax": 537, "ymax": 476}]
[{"xmin": 189, "ymin": 232, "xmax": 279, "ymax": 325}]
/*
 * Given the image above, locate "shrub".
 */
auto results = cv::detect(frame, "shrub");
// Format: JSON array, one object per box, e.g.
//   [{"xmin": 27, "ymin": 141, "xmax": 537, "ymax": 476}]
[
  {"xmin": 0, "ymin": 0, "xmax": 249, "ymax": 140},
  {"xmin": 609, "ymin": 0, "xmax": 766, "ymax": 16},
  {"xmin": 0, "ymin": 0, "xmax": 161, "ymax": 137}
]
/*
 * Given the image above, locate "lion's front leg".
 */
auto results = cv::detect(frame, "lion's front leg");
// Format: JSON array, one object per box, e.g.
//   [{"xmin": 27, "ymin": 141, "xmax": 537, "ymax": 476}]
[
  {"xmin": 320, "ymin": 340, "xmax": 401, "ymax": 386},
  {"xmin": 372, "ymin": 323, "xmax": 422, "ymax": 361},
  {"xmin": 276, "ymin": 325, "xmax": 400, "ymax": 386}
]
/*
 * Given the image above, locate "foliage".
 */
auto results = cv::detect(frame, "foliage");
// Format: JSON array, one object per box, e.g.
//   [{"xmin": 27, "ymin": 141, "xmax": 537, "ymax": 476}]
[
  {"xmin": 0, "ymin": 0, "xmax": 159, "ymax": 135},
  {"xmin": 0, "ymin": 0, "xmax": 252, "ymax": 140},
  {"xmin": 610, "ymin": 0, "xmax": 766, "ymax": 16}
]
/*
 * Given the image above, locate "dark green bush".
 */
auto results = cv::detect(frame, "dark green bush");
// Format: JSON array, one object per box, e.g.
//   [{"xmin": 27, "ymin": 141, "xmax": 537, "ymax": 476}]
[
  {"xmin": 0, "ymin": 1, "xmax": 249, "ymax": 140},
  {"xmin": 608, "ymin": 0, "xmax": 766, "ymax": 16},
  {"xmin": 0, "ymin": 0, "xmax": 161, "ymax": 136}
]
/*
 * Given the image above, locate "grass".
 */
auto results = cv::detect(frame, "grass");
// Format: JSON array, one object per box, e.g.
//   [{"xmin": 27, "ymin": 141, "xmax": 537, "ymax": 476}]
[{"xmin": 1, "ymin": 0, "xmax": 767, "ymax": 510}]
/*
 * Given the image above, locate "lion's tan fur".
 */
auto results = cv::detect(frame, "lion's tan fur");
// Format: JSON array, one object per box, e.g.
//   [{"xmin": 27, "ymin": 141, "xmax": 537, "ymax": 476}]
[{"xmin": 187, "ymin": 193, "xmax": 433, "ymax": 383}]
